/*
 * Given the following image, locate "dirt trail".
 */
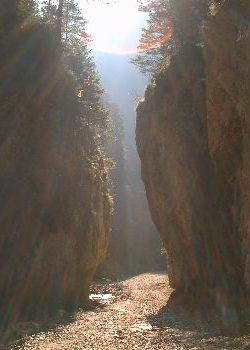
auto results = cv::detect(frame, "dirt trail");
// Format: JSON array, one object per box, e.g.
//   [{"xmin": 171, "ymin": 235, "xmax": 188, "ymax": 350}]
[{"xmin": 9, "ymin": 273, "xmax": 250, "ymax": 350}]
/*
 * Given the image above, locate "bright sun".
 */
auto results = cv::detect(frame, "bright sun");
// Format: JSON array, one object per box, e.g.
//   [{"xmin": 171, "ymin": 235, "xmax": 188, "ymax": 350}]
[{"xmin": 78, "ymin": 0, "xmax": 146, "ymax": 55}]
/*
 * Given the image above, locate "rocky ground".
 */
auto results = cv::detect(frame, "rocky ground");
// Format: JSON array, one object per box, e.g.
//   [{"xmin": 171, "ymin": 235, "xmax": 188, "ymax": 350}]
[{"xmin": 4, "ymin": 273, "xmax": 250, "ymax": 350}]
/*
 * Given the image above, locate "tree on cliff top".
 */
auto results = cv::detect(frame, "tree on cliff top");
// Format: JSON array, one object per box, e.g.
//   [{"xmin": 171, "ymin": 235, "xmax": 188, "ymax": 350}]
[
  {"xmin": 132, "ymin": 0, "xmax": 209, "ymax": 75},
  {"xmin": 41, "ymin": 0, "xmax": 110, "ymax": 146},
  {"xmin": 131, "ymin": 0, "xmax": 173, "ymax": 74}
]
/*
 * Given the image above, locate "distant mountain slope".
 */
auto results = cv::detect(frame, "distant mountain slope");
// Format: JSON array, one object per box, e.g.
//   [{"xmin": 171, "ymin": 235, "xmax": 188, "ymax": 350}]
[{"xmin": 94, "ymin": 51, "xmax": 148, "ymax": 146}]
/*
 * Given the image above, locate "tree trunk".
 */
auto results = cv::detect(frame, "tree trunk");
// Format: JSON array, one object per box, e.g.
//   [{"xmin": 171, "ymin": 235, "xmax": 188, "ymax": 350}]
[
  {"xmin": 48, "ymin": 0, "xmax": 51, "ymax": 19},
  {"xmin": 56, "ymin": 0, "xmax": 64, "ymax": 44}
]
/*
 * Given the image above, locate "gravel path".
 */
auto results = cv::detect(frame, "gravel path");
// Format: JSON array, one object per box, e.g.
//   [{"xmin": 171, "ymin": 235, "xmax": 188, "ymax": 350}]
[{"xmin": 8, "ymin": 273, "xmax": 250, "ymax": 349}]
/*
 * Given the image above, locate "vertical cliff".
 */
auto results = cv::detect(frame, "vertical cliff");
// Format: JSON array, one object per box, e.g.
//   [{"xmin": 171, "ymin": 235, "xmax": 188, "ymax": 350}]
[
  {"xmin": 136, "ymin": 0, "xmax": 250, "ymax": 320},
  {"xmin": 0, "ymin": 23, "xmax": 112, "ymax": 327},
  {"xmin": 204, "ymin": 0, "xmax": 250, "ymax": 292}
]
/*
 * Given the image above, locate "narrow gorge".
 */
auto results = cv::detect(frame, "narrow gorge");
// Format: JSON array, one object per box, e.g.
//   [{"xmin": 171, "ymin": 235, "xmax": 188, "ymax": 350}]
[{"xmin": 2, "ymin": 0, "xmax": 250, "ymax": 348}]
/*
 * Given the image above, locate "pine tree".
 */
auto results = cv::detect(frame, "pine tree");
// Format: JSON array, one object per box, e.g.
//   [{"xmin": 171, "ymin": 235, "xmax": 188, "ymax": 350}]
[
  {"xmin": 132, "ymin": 0, "xmax": 210, "ymax": 75},
  {"xmin": 131, "ymin": 0, "xmax": 174, "ymax": 74},
  {"xmin": 40, "ymin": 0, "xmax": 110, "ymax": 149}
]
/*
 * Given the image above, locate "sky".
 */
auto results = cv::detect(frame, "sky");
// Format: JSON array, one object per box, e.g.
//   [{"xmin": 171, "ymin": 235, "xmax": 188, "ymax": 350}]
[
  {"xmin": 77, "ymin": 0, "xmax": 147, "ymax": 55},
  {"xmin": 76, "ymin": 0, "xmax": 156, "ymax": 240},
  {"xmin": 77, "ymin": 0, "xmax": 149, "ymax": 144},
  {"xmin": 94, "ymin": 52, "xmax": 148, "ymax": 144}
]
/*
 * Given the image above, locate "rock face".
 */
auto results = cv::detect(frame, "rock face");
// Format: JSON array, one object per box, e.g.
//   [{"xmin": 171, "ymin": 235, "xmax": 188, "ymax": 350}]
[
  {"xmin": 136, "ymin": 0, "xmax": 250, "ymax": 314},
  {"xmin": 0, "ymin": 25, "xmax": 111, "ymax": 325},
  {"xmin": 204, "ymin": 0, "xmax": 250, "ymax": 291}
]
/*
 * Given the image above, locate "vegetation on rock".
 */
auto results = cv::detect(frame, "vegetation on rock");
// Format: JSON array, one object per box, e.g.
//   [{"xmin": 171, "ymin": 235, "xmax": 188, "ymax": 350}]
[{"xmin": 132, "ymin": 0, "xmax": 213, "ymax": 75}]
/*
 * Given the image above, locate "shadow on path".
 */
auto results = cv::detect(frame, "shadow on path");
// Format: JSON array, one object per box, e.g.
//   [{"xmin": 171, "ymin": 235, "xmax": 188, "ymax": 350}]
[{"xmin": 2, "ymin": 279, "xmax": 127, "ymax": 348}]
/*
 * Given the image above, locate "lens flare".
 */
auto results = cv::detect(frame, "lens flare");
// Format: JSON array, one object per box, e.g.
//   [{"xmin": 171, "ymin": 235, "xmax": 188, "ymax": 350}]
[{"xmin": 79, "ymin": 0, "xmax": 147, "ymax": 55}]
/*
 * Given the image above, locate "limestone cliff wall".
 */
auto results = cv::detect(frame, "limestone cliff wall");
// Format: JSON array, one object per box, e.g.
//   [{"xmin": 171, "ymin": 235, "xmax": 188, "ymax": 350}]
[
  {"xmin": 136, "ymin": 47, "xmax": 211, "ymax": 292},
  {"xmin": 0, "ymin": 25, "xmax": 111, "ymax": 325},
  {"xmin": 204, "ymin": 0, "xmax": 250, "ymax": 290},
  {"xmin": 136, "ymin": 0, "xmax": 250, "ymax": 313}
]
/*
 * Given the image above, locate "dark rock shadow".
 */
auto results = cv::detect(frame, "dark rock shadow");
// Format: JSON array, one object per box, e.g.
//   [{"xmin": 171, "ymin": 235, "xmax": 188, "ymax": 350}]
[
  {"xmin": 1, "ymin": 299, "xmax": 106, "ymax": 348},
  {"xmin": 147, "ymin": 290, "xmax": 250, "ymax": 336},
  {"xmin": 2, "ymin": 278, "xmax": 129, "ymax": 347}
]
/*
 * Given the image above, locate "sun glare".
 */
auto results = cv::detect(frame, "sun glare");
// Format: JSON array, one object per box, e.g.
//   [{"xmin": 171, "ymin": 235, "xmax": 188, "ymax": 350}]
[{"xmin": 78, "ymin": 0, "xmax": 146, "ymax": 55}]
